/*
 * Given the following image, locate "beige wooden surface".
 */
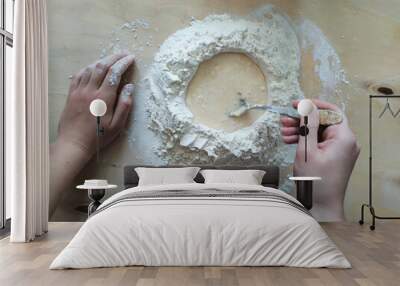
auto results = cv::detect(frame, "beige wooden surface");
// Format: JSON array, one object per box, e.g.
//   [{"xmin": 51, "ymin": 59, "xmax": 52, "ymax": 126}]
[{"xmin": 1, "ymin": 222, "xmax": 400, "ymax": 286}]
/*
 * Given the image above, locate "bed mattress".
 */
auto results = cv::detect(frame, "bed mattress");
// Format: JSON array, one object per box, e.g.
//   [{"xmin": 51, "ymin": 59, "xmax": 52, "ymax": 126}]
[{"xmin": 50, "ymin": 183, "xmax": 350, "ymax": 269}]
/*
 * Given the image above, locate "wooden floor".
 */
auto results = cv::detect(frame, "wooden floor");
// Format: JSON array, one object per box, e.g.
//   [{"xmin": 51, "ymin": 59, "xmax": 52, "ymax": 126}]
[{"xmin": 0, "ymin": 222, "xmax": 399, "ymax": 286}]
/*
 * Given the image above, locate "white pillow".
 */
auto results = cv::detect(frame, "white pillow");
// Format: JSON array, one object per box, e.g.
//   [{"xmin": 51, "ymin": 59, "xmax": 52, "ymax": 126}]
[
  {"xmin": 200, "ymin": 169, "xmax": 266, "ymax": 185},
  {"xmin": 135, "ymin": 167, "xmax": 200, "ymax": 186}
]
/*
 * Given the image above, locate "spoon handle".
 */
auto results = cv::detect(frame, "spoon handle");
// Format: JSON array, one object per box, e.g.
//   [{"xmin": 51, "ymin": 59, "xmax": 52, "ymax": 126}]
[{"xmin": 253, "ymin": 105, "xmax": 343, "ymax": 125}]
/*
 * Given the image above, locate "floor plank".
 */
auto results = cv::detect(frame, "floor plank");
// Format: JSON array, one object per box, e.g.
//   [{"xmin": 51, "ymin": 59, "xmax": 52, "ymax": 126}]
[{"xmin": 0, "ymin": 222, "xmax": 399, "ymax": 286}]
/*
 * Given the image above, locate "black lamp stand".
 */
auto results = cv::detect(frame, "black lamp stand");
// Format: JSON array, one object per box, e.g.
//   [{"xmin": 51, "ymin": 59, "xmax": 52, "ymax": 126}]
[
  {"xmin": 96, "ymin": 116, "xmax": 105, "ymax": 162},
  {"xmin": 299, "ymin": 116, "xmax": 309, "ymax": 162}
]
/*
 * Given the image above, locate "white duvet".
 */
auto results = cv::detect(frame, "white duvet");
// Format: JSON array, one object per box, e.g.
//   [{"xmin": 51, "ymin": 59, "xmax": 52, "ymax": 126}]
[{"xmin": 50, "ymin": 183, "xmax": 350, "ymax": 269}]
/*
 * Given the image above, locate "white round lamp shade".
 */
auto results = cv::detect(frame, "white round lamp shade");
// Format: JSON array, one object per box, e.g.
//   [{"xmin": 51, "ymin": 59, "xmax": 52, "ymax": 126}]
[
  {"xmin": 297, "ymin": 99, "xmax": 315, "ymax": 116},
  {"xmin": 90, "ymin": 99, "xmax": 107, "ymax": 117}
]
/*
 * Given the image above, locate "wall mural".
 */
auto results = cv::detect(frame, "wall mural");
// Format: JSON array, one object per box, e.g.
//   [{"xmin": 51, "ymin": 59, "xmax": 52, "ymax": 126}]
[
  {"xmin": 48, "ymin": 0, "xmax": 400, "ymax": 221},
  {"xmin": 100, "ymin": 5, "xmax": 347, "ymax": 166}
]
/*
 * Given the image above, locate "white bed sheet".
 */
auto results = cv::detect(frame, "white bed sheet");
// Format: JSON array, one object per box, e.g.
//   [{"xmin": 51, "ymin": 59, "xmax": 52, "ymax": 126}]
[{"xmin": 50, "ymin": 183, "xmax": 350, "ymax": 269}]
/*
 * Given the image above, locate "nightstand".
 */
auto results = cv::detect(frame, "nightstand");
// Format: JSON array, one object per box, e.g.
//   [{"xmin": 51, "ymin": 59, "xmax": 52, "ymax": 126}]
[
  {"xmin": 289, "ymin": 177, "xmax": 322, "ymax": 210},
  {"xmin": 76, "ymin": 180, "xmax": 117, "ymax": 216}
]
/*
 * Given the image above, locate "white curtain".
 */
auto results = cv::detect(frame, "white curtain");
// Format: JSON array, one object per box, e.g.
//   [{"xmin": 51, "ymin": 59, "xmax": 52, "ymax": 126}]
[{"xmin": 7, "ymin": 0, "xmax": 49, "ymax": 242}]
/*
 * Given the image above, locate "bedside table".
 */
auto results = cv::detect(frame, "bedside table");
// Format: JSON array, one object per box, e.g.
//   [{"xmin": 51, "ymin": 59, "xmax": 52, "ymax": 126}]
[
  {"xmin": 76, "ymin": 181, "xmax": 117, "ymax": 216},
  {"xmin": 289, "ymin": 177, "xmax": 322, "ymax": 210}
]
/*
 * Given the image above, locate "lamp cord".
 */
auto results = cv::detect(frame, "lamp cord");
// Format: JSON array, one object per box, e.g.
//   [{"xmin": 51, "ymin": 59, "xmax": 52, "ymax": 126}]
[
  {"xmin": 96, "ymin": 116, "xmax": 101, "ymax": 163},
  {"xmin": 305, "ymin": 131, "xmax": 307, "ymax": 162},
  {"xmin": 304, "ymin": 116, "xmax": 308, "ymax": 162}
]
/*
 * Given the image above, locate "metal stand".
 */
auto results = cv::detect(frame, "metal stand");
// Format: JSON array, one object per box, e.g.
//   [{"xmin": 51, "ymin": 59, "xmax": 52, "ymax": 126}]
[
  {"xmin": 359, "ymin": 95, "xmax": 400, "ymax": 230},
  {"xmin": 88, "ymin": 189, "xmax": 105, "ymax": 216},
  {"xmin": 290, "ymin": 177, "xmax": 321, "ymax": 210},
  {"xmin": 296, "ymin": 181, "xmax": 313, "ymax": 210}
]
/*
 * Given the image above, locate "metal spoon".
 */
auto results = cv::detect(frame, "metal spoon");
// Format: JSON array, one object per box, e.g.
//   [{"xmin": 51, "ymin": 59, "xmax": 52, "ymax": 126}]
[{"xmin": 228, "ymin": 99, "xmax": 343, "ymax": 125}]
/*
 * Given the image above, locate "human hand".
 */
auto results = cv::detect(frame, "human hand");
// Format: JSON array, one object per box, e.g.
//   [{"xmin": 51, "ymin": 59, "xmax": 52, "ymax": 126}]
[
  {"xmin": 56, "ymin": 53, "xmax": 135, "ymax": 159},
  {"xmin": 49, "ymin": 54, "xmax": 135, "ymax": 216},
  {"xmin": 281, "ymin": 99, "xmax": 360, "ymax": 221}
]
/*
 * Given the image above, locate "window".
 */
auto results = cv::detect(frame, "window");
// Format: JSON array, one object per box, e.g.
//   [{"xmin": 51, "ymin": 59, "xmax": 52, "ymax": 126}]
[{"xmin": 0, "ymin": 0, "xmax": 14, "ymax": 230}]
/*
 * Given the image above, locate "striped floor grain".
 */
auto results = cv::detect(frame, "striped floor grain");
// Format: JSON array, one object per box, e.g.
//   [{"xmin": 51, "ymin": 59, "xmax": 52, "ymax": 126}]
[{"xmin": 0, "ymin": 222, "xmax": 399, "ymax": 286}]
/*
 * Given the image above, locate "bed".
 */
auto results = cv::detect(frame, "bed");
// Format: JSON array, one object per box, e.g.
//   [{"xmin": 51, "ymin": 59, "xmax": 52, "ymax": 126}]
[{"xmin": 50, "ymin": 165, "xmax": 350, "ymax": 269}]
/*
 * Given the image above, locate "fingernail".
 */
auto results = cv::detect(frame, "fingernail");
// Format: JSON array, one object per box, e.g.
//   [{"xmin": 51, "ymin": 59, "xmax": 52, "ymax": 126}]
[
  {"xmin": 97, "ymin": 53, "xmax": 127, "ymax": 70},
  {"xmin": 118, "ymin": 55, "xmax": 135, "ymax": 64},
  {"xmin": 108, "ymin": 56, "xmax": 135, "ymax": 87},
  {"xmin": 121, "ymin": 84, "xmax": 135, "ymax": 101}
]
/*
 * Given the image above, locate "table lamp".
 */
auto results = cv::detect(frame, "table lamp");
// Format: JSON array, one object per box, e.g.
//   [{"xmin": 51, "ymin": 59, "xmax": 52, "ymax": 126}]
[
  {"xmin": 297, "ymin": 99, "xmax": 315, "ymax": 162},
  {"xmin": 89, "ymin": 99, "xmax": 107, "ymax": 162}
]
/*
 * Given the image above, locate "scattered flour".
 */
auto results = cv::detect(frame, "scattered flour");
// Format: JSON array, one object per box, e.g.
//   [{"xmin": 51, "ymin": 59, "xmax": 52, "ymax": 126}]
[
  {"xmin": 99, "ymin": 18, "xmax": 153, "ymax": 69},
  {"xmin": 120, "ymin": 83, "xmax": 135, "ymax": 101},
  {"xmin": 108, "ymin": 55, "xmax": 135, "ymax": 86},
  {"xmin": 296, "ymin": 19, "xmax": 349, "ymax": 110},
  {"xmin": 145, "ymin": 5, "xmax": 302, "ymax": 164}
]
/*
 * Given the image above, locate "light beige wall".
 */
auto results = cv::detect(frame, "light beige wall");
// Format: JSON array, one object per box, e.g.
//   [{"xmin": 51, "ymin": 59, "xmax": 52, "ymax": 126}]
[{"xmin": 48, "ymin": 0, "xmax": 400, "ymax": 221}]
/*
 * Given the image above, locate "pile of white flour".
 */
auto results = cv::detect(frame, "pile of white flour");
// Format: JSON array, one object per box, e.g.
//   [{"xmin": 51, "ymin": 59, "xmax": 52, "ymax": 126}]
[
  {"xmin": 97, "ymin": 4, "xmax": 349, "ymax": 191},
  {"xmin": 145, "ymin": 5, "xmax": 302, "ymax": 164}
]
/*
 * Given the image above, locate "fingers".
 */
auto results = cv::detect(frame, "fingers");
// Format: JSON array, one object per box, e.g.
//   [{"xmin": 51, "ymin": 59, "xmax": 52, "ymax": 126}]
[
  {"xmin": 282, "ymin": 135, "xmax": 299, "ymax": 144},
  {"xmin": 288, "ymin": 99, "xmax": 356, "ymax": 156},
  {"xmin": 71, "ymin": 68, "xmax": 86, "ymax": 90},
  {"xmin": 281, "ymin": 126, "xmax": 298, "ymax": 136},
  {"xmin": 79, "ymin": 67, "xmax": 92, "ymax": 87},
  {"xmin": 280, "ymin": 117, "xmax": 300, "ymax": 145},
  {"xmin": 280, "ymin": 117, "xmax": 300, "ymax": 127},
  {"xmin": 311, "ymin": 99, "xmax": 341, "ymax": 112},
  {"xmin": 111, "ymin": 84, "xmax": 135, "ymax": 130},
  {"xmin": 298, "ymin": 101, "xmax": 319, "ymax": 151},
  {"xmin": 308, "ymin": 99, "xmax": 351, "ymax": 146},
  {"xmin": 102, "ymin": 55, "xmax": 135, "ymax": 91},
  {"xmin": 69, "ymin": 53, "xmax": 133, "ymax": 96},
  {"xmin": 292, "ymin": 98, "xmax": 341, "ymax": 112},
  {"xmin": 99, "ymin": 55, "xmax": 135, "ymax": 110},
  {"xmin": 69, "ymin": 74, "xmax": 80, "ymax": 93},
  {"xmin": 89, "ymin": 53, "xmax": 127, "ymax": 88}
]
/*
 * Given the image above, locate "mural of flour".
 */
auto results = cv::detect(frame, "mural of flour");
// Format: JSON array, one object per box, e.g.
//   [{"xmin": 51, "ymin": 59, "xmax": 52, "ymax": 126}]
[{"xmin": 100, "ymin": 5, "xmax": 348, "ymax": 167}]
